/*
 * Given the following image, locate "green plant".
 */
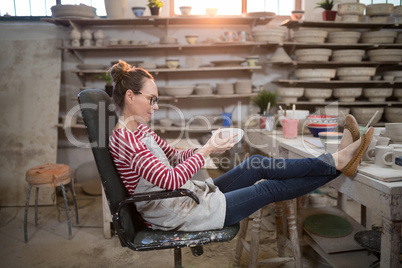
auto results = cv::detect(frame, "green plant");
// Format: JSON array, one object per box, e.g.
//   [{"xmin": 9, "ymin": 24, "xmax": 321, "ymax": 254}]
[
  {"xmin": 96, "ymin": 72, "xmax": 112, "ymax": 85},
  {"xmin": 147, "ymin": 0, "xmax": 164, "ymax": 8},
  {"xmin": 316, "ymin": 0, "xmax": 334, "ymax": 10},
  {"xmin": 251, "ymin": 90, "xmax": 277, "ymax": 115}
]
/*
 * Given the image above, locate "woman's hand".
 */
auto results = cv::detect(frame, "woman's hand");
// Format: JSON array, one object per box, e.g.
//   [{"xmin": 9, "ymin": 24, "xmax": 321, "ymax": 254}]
[{"xmin": 197, "ymin": 129, "xmax": 238, "ymax": 158}]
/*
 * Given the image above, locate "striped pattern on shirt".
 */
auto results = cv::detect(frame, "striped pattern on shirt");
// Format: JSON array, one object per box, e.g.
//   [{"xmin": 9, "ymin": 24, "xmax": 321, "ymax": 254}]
[{"xmin": 109, "ymin": 124, "xmax": 205, "ymax": 195}]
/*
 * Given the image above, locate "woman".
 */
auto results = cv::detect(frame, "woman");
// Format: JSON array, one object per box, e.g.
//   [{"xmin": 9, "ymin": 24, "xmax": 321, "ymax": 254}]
[{"xmin": 108, "ymin": 60, "xmax": 373, "ymax": 231}]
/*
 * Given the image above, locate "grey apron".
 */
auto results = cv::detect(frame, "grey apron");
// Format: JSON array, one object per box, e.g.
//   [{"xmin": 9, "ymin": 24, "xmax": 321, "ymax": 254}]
[{"xmin": 134, "ymin": 133, "xmax": 226, "ymax": 231}]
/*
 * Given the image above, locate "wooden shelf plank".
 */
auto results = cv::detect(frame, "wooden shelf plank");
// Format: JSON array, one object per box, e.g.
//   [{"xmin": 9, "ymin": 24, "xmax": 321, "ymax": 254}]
[
  {"xmin": 281, "ymin": 19, "xmax": 402, "ymax": 29},
  {"xmin": 59, "ymin": 41, "xmax": 268, "ymax": 51},
  {"xmin": 73, "ymin": 66, "xmax": 261, "ymax": 74},
  {"xmin": 42, "ymin": 16, "xmax": 274, "ymax": 27}
]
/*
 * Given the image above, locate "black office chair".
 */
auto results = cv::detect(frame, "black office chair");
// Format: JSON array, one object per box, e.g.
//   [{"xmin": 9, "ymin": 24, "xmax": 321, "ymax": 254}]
[{"xmin": 78, "ymin": 88, "xmax": 239, "ymax": 268}]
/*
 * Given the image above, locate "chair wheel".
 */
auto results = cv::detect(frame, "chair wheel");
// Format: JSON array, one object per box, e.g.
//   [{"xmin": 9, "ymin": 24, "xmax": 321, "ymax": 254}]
[{"xmin": 190, "ymin": 245, "xmax": 204, "ymax": 256}]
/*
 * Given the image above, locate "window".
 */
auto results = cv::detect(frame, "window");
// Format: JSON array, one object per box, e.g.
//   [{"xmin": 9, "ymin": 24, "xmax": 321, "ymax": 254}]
[
  {"xmin": 359, "ymin": 0, "xmax": 401, "ymax": 5},
  {"xmin": 0, "ymin": 0, "xmax": 106, "ymax": 17},
  {"xmin": 173, "ymin": 0, "xmax": 299, "ymax": 16}
]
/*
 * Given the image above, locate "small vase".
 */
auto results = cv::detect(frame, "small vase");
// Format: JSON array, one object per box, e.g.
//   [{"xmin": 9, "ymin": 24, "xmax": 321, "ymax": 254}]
[
  {"xmin": 104, "ymin": 0, "xmax": 127, "ymax": 18},
  {"xmin": 322, "ymin": 10, "xmax": 337, "ymax": 21},
  {"xmin": 149, "ymin": 7, "xmax": 160, "ymax": 16}
]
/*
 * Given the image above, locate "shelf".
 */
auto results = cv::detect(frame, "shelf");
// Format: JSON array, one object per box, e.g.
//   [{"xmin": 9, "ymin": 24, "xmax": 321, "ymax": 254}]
[
  {"xmin": 274, "ymin": 79, "xmax": 402, "ymax": 86},
  {"xmin": 281, "ymin": 19, "xmax": 402, "ymax": 29},
  {"xmin": 278, "ymin": 101, "xmax": 402, "ymax": 106},
  {"xmin": 59, "ymin": 41, "xmax": 268, "ymax": 51},
  {"xmin": 266, "ymin": 60, "xmax": 402, "ymax": 67},
  {"xmin": 159, "ymin": 93, "xmax": 257, "ymax": 101},
  {"xmin": 42, "ymin": 16, "xmax": 274, "ymax": 28},
  {"xmin": 282, "ymin": 41, "xmax": 402, "ymax": 49},
  {"xmin": 73, "ymin": 66, "xmax": 261, "ymax": 75}
]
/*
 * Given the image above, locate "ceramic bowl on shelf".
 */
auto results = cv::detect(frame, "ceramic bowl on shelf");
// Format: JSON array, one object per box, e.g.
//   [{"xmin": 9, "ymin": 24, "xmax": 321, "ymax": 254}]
[
  {"xmin": 304, "ymin": 88, "xmax": 332, "ymax": 103},
  {"xmin": 293, "ymin": 30, "xmax": 328, "ymax": 44},
  {"xmin": 336, "ymin": 67, "xmax": 376, "ymax": 81},
  {"xmin": 195, "ymin": 84, "xmax": 213, "ymax": 95},
  {"xmin": 385, "ymin": 107, "xmax": 402, "ymax": 123},
  {"xmin": 216, "ymin": 82, "xmax": 234, "ymax": 95},
  {"xmin": 333, "ymin": 88, "xmax": 362, "ymax": 102},
  {"xmin": 366, "ymin": 4, "xmax": 393, "ymax": 16},
  {"xmin": 252, "ymin": 29, "xmax": 286, "ymax": 43},
  {"xmin": 246, "ymin": 55, "xmax": 260, "ymax": 66},
  {"xmin": 337, "ymin": 3, "xmax": 365, "ymax": 22},
  {"xmin": 295, "ymin": 48, "xmax": 332, "ymax": 62},
  {"xmin": 166, "ymin": 58, "xmax": 180, "ymax": 69},
  {"xmin": 331, "ymin": 49, "xmax": 365, "ymax": 62},
  {"xmin": 132, "ymin": 7, "xmax": 145, "ymax": 17},
  {"xmin": 327, "ymin": 31, "xmax": 361, "ymax": 44},
  {"xmin": 179, "ymin": 6, "xmax": 192, "ymax": 16},
  {"xmin": 51, "ymin": 4, "xmax": 96, "ymax": 18},
  {"xmin": 393, "ymin": 88, "xmax": 402, "ymax": 101},
  {"xmin": 185, "ymin": 35, "xmax": 198, "ymax": 45},
  {"xmin": 361, "ymin": 30, "xmax": 397, "ymax": 44},
  {"xmin": 276, "ymin": 87, "xmax": 304, "ymax": 103},
  {"xmin": 160, "ymin": 36, "xmax": 178, "ymax": 44},
  {"xmin": 295, "ymin": 68, "xmax": 336, "ymax": 81},
  {"xmin": 367, "ymin": 49, "xmax": 402, "ymax": 62},
  {"xmin": 363, "ymin": 88, "xmax": 393, "ymax": 102},
  {"xmin": 206, "ymin": 8, "xmax": 218, "ymax": 16},
  {"xmin": 351, "ymin": 107, "xmax": 384, "ymax": 125},
  {"xmin": 159, "ymin": 118, "xmax": 173, "ymax": 127},
  {"xmin": 163, "ymin": 85, "xmax": 194, "ymax": 96},
  {"xmin": 235, "ymin": 80, "xmax": 252, "ymax": 94}
]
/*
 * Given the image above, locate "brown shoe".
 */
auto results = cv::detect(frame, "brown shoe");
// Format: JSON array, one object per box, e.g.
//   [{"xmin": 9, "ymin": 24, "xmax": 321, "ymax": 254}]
[
  {"xmin": 340, "ymin": 126, "xmax": 374, "ymax": 178},
  {"xmin": 344, "ymin": 114, "xmax": 360, "ymax": 142}
]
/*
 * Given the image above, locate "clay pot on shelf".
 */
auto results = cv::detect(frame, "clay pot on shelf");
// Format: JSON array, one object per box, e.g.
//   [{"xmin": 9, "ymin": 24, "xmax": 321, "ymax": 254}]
[
  {"xmin": 322, "ymin": 10, "xmax": 337, "ymax": 21},
  {"xmin": 149, "ymin": 7, "xmax": 160, "ymax": 16}
]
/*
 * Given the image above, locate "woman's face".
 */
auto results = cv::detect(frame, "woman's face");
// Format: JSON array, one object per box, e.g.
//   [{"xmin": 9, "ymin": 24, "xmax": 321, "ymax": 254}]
[{"xmin": 124, "ymin": 78, "xmax": 159, "ymax": 123}]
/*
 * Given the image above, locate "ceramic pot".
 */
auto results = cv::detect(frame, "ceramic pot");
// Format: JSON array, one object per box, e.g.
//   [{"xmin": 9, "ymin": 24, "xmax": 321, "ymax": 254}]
[
  {"xmin": 150, "ymin": 7, "xmax": 160, "ymax": 16},
  {"xmin": 322, "ymin": 10, "xmax": 337, "ymax": 21},
  {"xmin": 105, "ymin": 0, "xmax": 127, "ymax": 18}
]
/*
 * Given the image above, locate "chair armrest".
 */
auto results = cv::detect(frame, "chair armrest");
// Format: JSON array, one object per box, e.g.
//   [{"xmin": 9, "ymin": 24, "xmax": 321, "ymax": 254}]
[{"xmin": 116, "ymin": 188, "xmax": 199, "ymax": 217}]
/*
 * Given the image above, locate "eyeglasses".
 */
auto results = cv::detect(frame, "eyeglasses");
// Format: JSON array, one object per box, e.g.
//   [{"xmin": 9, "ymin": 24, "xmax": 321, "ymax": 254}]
[{"xmin": 131, "ymin": 90, "xmax": 159, "ymax": 105}]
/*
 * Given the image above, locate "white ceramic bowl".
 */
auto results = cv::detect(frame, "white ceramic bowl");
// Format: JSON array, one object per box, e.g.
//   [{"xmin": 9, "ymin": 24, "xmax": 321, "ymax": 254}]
[
  {"xmin": 351, "ymin": 107, "xmax": 384, "ymax": 125},
  {"xmin": 337, "ymin": 3, "xmax": 366, "ymax": 16},
  {"xmin": 295, "ymin": 68, "xmax": 336, "ymax": 81},
  {"xmin": 295, "ymin": 49, "xmax": 332, "ymax": 62},
  {"xmin": 367, "ymin": 49, "xmax": 402, "ymax": 62},
  {"xmin": 337, "ymin": 67, "xmax": 376, "ymax": 81},
  {"xmin": 252, "ymin": 29, "xmax": 286, "ymax": 42},
  {"xmin": 366, "ymin": 4, "xmax": 393, "ymax": 16},
  {"xmin": 327, "ymin": 31, "xmax": 361, "ymax": 44},
  {"xmin": 51, "ymin": 4, "xmax": 96, "ymax": 18},
  {"xmin": 164, "ymin": 85, "xmax": 194, "ymax": 96},
  {"xmin": 331, "ymin": 49, "xmax": 365, "ymax": 62},
  {"xmin": 195, "ymin": 84, "xmax": 213, "ymax": 95},
  {"xmin": 304, "ymin": 88, "xmax": 332, "ymax": 103},
  {"xmin": 211, "ymin": 128, "xmax": 244, "ymax": 144},
  {"xmin": 276, "ymin": 87, "xmax": 304, "ymax": 103},
  {"xmin": 333, "ymin": 88, "xmax": 362, "ymax": 102},
  {"xmin": 363, "ymin": 88, "xmax": 393, "ymax": 102},
  {"xmin": 159, "ymin": 118, "xmax": 173, "ymax": 127},
  {"xmin": 393, "ymin": 5, "xmax": 402, "ymax": 16},
  {"xmin": 293, "ymin": 30, "xmax": 328, "ymax": 44},
  {"xmin": 385, "ymin": 108, "xmax": 402, "ymax": 123},
  {"xmin": 179, "ymin": 6, "xmax": 192, "ymax": 16}
]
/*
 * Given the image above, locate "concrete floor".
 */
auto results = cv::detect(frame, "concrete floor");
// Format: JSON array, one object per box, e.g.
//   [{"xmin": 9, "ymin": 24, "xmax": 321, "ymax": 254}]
[{"xmin": 0, "ymin": 180, "xmax": 383, "ymax": 268}]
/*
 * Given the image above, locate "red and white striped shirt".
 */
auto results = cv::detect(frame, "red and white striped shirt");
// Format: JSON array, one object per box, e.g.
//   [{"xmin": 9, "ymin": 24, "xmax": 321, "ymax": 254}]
[{"xmin": 109, "ymin": 124, "xmax": 205, "ymax": 195}]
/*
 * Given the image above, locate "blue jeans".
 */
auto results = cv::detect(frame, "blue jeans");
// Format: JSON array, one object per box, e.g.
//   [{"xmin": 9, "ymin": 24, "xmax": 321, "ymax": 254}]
[{"xmin": 213, "ymin": 153, "xmax": 340, "ymax": 226}]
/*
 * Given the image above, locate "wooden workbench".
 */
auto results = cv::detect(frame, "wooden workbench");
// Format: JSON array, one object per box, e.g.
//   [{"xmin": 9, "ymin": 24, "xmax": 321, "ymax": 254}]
[{"xmin": 245, "ymin": 129, "xmax": 402, "ymax": 268}]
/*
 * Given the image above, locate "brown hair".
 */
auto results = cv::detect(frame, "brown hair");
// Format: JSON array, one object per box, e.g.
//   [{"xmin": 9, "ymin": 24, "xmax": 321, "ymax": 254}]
[{"xmin": 109, "ymin": 60, "xmax": 154, "ymax": 109}]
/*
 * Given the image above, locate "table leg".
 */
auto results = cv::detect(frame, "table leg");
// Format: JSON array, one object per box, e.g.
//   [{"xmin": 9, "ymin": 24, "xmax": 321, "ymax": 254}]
[
  {"xmin": 336, "ymin": 192, "xmax": 347, "ymax": 211},
  {"xmin": 380, "ymin": 217, "xmax": 401, "ymax": 267}
]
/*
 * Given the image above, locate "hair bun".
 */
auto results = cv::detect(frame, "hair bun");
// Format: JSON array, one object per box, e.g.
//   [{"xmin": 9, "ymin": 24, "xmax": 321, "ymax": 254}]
[{"xmin": 110, "ymin": 60, "xmax": 133, "ymax": 84}]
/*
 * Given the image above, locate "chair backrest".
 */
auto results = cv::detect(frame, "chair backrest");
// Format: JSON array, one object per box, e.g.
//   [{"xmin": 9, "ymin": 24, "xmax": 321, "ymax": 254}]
[{"xmin": 78, "ymin": 88, "xmax": 144, "ymax": 246}]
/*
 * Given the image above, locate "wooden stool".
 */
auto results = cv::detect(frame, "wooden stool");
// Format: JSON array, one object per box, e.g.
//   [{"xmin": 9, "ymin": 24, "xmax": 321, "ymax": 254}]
[
  {"xmin": 234, "ymin": 200, "xmax": 302, "ymax": 268},
  {"xmin": 24, "ymin": 163, "xmax": 79, "ymax": 242}
]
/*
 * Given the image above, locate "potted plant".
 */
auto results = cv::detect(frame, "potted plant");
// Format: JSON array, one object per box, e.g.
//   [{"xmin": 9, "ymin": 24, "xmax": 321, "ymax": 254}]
[
  {"xmin": 316, "ymin": 0, "xmax": 337, "ymax": 21},
  {"xmin": 147, "ymin": 0, "xmax": 164, "ymax": 16},
  {"xmin": 97, "ymin": 72, "xmax": 113, "ymax": 97},
  {"xmin": 251, "ymin": 90, "xmax": 277, "ymax": 130}
]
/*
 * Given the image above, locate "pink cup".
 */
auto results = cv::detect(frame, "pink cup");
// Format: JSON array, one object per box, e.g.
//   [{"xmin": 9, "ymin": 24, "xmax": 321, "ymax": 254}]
[{"xmin": 282, "ymin": 118, "xmax": 299, "ymax": 139}]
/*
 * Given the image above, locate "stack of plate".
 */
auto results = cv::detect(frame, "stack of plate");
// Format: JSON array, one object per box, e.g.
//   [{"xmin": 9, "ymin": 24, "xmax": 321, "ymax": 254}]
[
  {"xmin": 337, "ymin": 67, "xmax": 376, "ymax": 81},
  {"xmin": 327, "ymin": 31, "xmax": 361, "ymax": 44},
  {"xmin": 195, "ymin": 84, "xmax": 213, "ymax": 95},
  {"xmin": 361, "ymin": 30, "xmax": 397, "ymax": 44},
  {"xmin": 51, "ymin": 4, "xmax": 96, "ymax": 18},
  {"xmin": 216, "ymin": 83, "xmax": 234, "ymax": 95},
  {"xmin": 367, "ymin": 49, "xmax": 402, "ymax": 62},
  {"xmin": 235, "ymin": 80, "xmax": 252, "ymax": 94},
  {"xmin": 163, "ymin": 85, "xmax": 194, "ymax": 96},
  {"xmin": 293, "ymin": 30, "xmax": 328, "ymax": 44},
  {"xmin": 138, "ymin": 62, "xmax": 157, "ymax": 69},
  {"xmin": 160, "ymin": 36, "xmax": 178, "ymax": 44},
  {"xmin": 295, "ymin": 68, "xmax": 336, "ymax": 81}
]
